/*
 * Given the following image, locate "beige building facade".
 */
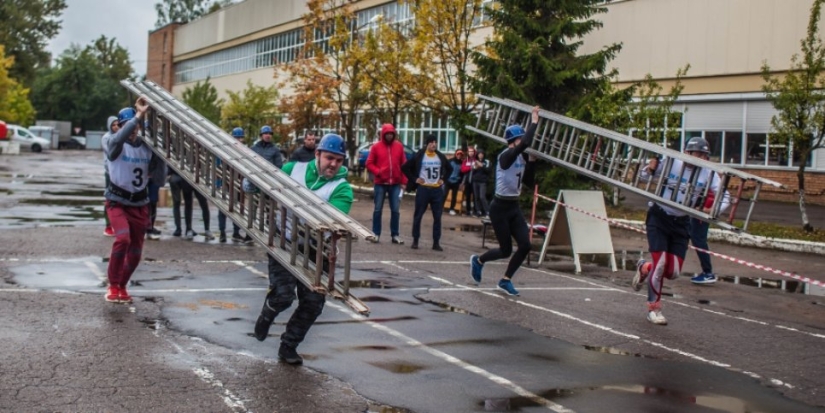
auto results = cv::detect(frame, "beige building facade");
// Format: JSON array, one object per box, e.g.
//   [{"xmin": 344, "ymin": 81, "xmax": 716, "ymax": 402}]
[{"xmin": 146, "ymin": 0, "xmax": 825, "ymax": 203}]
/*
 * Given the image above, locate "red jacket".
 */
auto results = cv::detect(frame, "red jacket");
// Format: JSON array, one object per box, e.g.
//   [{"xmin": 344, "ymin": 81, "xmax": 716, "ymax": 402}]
[{"xmin": 366, "ymin": 124, "xmax": 408, "ymax": 185}]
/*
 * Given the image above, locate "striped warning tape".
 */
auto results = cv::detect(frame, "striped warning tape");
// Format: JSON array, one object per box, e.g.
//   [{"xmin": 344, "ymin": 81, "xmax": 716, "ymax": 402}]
[{"xmin": 535, "ymin": 193, "xmax": 825, "ymax": 288}]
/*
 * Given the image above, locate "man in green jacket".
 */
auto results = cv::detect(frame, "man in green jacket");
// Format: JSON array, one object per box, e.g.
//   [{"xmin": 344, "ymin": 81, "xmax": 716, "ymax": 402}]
[{"xmin": 253, "ymin": 133, "xmax": 353, "ymax": 365}]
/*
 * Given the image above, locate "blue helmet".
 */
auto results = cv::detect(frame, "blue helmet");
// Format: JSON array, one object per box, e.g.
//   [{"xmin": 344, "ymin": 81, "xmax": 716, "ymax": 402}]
[
  {"xmin": 260, "ymin": 125, "xmax": 273, "ymax": 135},
  {"xmin": 117, "ymin": 107, "xmax": 137, "ymax": 126},
  {"xmin": 231, "ymin": 127, "xmax": 244, "ymax": 139},
  {"xmin": 317, "ymin": 133, "xmax": 346, "ymax": 156},
  {"xmin": 504, "ymin": 125, "xmax": 525, "ymax": 142}
]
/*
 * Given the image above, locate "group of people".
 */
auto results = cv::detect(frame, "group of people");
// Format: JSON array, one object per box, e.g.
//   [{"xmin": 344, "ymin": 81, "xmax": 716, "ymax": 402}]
[
  {"xmin": 364, "ymin": 124, "xmax": 494, "ymax": 251},
  {"xmin": 101, "ymin": 96, "xmax": 725, "ymax": 373}
]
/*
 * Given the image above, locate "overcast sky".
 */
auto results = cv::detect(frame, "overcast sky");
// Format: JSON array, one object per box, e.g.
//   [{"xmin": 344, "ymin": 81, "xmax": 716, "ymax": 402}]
[{"xmin": 47, "ymin": 0, "xmax": 158, "ymax": 76}]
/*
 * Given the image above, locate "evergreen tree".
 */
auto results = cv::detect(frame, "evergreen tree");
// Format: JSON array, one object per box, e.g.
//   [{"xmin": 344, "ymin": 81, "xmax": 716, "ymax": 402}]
[{"xmin": 471, "ymin": 0, "xmax": 621, "ymax": 115}]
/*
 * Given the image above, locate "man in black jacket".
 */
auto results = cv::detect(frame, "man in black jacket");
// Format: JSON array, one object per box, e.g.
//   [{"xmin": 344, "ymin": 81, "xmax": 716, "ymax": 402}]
[
  {"xmin": 402, "ymin": 134, "xmax": 452, "ymax": 251},
  {"xmin": 289, "ymin": 130, "xmax": 317, "ymax": 162},
  {"xmin": 251, "ymin": 125, "xmax": 284, "ymax": 168}
]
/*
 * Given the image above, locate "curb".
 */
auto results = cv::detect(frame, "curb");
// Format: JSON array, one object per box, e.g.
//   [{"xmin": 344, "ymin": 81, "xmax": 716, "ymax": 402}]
[{"xmin": 612, "ymin": 218, "xmax": 825, "ymax": 255}]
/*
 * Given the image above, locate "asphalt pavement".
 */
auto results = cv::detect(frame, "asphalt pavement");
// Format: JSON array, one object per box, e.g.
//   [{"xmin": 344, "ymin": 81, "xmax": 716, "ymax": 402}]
[{"xmin": 1, "ymin": 151, "xmax": 824, "ymax": 413}]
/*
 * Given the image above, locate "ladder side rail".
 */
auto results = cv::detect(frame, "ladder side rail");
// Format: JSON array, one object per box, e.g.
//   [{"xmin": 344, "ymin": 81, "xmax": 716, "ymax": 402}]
[
  {"xmin": 467, "ymin": 126, "xmax": 739, "ymax": 230},
  {"xmin": 486, "ymin": 95, "xmax": 784, "ymax": 188}
]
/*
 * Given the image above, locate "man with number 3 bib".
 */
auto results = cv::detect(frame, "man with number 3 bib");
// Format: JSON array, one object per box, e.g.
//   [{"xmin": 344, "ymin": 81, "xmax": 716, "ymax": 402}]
[
  {"xmin": 104, "ymin": 97, "xmax": 166, "ymax": 304},
  {"xmin": 402, "ymin": 134, "xmax": 452, "ymax": 251}
]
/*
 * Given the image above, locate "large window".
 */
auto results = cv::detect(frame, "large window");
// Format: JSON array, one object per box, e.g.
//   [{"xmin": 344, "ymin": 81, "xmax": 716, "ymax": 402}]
[{"xmin": 746, "ymin": 133, "xmax": 767, "ymax": 165}]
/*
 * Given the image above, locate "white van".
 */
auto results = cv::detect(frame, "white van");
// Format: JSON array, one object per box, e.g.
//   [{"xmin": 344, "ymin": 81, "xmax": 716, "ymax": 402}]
[{"xmin": 7, "ymin": 125, "xmax": 50, "ymax": 153}]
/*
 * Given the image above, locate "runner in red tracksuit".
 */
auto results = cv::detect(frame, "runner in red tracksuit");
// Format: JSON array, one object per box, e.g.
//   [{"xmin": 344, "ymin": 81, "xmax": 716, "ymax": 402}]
[{"xmin": 366, "ymin": 123, "xmax": 408, "ymax": 244}]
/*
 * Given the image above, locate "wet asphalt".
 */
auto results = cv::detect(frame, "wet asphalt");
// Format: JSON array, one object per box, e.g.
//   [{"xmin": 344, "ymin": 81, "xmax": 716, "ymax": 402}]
[{"xmin": 1, "ymin": 151, "xmax": 824, "ymax": 413}]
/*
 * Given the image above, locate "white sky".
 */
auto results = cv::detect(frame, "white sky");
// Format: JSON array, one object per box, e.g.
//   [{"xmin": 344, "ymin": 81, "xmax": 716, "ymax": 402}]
[{"xmin": 47, "ymin": 0, "xmax": 158, "ymax": 76}]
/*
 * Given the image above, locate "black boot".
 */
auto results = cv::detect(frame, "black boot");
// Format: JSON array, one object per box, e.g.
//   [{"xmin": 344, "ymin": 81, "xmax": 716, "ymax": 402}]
[
  {"xmin": 253, "ymin": 301, "xmax": 278, "ymax": 341},
  {"xmin": 278, "ymin": 342, "xmax": 303, "ymax": 365}
]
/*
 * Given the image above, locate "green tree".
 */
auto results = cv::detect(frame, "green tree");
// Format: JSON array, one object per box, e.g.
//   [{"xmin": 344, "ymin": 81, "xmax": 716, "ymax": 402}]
[
  {"xmin": 0, "ymin": 0, "xmax": 67, "ymax": 87},
  {"xmin": 277, "ymin": 0, "xmax": 371, "ymax": 160},
  {"xmin": 411, "ymin": 0, "xmax": 486, "ymax": 140},
  {"xmin": 220, "ymin": 80, "xmax": 279, "ymax": 146},
  {"xmin": 182, "ymin": 77, "xmax": 223, "ymax": 124},
  {"xmin": 154, "ymin": 0, "xmax": 233, "ymax": 28},
  {"xmin": 30, "ymin": 45, "xmax": 124, "ymax": 131},
  {"xmin": 0, "ymin": 46, "xmax": 36, "ymax": 125},
  {"xmin": 471, "ymin": 0, "xmax": 621, "ymax": 116},
  {"xmin": 761, "ymin": 0, "xmax": 825, "ymax": 232}
]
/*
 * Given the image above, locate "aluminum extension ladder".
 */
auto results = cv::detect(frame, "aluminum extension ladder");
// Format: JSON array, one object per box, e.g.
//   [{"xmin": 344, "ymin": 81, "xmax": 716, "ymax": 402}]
[
  {"xmin": 467, "ymin": 95, "xmax": 785, "ymax": 232},
  {"xmin": 121, "ymin": 80, "xmax": 376, "ymax": 315}
]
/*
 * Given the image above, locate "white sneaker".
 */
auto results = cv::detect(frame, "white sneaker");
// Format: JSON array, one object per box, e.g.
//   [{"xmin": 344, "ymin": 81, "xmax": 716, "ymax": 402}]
[
  {"xmin": 202, "ymin": 231, "xmax": 215, "ymax": 241},
  {"xmin": 647, "ymin": 310, "xmax": 667, "ymax": 325},
  {"xmin": 449, "ymin": 210, "xmax": 456, "ymax": 216},
  {"xmin": 184, "ymin": 229, "xmax": 196, "ymax": 240}
]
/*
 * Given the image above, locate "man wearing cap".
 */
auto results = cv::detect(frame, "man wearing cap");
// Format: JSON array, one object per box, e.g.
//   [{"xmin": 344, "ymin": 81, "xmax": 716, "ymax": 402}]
[
  {"xmin": 469, "ymin": 106, "xmax": 540, "ymax": 297},
  {"xmin": 402, "ymin": 134, "xmax": 452, "ymax": 251},
  {"xmin": 252, "ymin": 133, "xmax": 354, "ymax": 365},
  {"xmin": 251, "ymin": 125, "xmax": 284, "ymax": 169},
  {"xmin": 104, "ymin": 96, "xmax": 166, "ymax": 304}
]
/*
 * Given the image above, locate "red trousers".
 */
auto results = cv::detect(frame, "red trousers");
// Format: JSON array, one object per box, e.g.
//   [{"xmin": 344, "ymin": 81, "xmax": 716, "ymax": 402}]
[{"xmin": 106, "ymin": 201, "xmax": 149, "ymax": 287}]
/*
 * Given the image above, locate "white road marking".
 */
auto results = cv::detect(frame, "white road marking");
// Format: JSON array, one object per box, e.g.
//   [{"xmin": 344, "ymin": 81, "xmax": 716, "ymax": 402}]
[
  {"xmin": 326, "ymin": 301, "xmax": 576, "ymax": 413},
  {"xmin": 232, "ymin": 260, "xmax": 267, "ymax": 278},
  {"xmin": 193, "ymin": 367, "xmax": 248, "ymax": 412},
  {"xmin": 84, "ymin": 261, "xmax": 107, "ymax": 282}
]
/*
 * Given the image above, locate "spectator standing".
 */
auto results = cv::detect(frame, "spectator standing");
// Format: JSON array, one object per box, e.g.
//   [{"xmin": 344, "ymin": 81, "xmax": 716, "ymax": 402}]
[
  {"xmin": 289, "ymin": 130, "xmax": 317, "ymax": 162},
  {"xmin": 217, "ymin": 127, "xmax": 248, "ymax": 243},
  {"xmin": 460, "ymin": 147, "xmax": 477, "ymax": 216},
  {"xmin": 402, "ymin": 134, "xmax": 452, "ymax": 251},
  {"xmin": 471, "ymin": 148, "xmax": 491, "ymax": 218},
  {"xmin": 366, "ymin": 123, "xmax": 408, "ymax": 244},
  {"xmin": 444, "ymin": 149, "xmax": 464, "ymax": 216}
]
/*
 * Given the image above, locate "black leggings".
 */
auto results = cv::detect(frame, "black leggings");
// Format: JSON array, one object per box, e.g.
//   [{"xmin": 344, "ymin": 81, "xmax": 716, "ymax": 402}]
[{"xmin": 479, "ymin": 198, "xmax": 531, "ymax": 278}]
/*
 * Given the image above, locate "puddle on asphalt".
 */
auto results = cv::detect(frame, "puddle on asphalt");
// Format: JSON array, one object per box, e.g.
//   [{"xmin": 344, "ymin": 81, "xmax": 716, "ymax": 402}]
[
  {"xmin": 583, "ymin": 345, "xmax": 649, "ymax": 358},
  {"xmin": 138, "ymin": 317, "xmax": 166, "ymax": 331},
  {"xmin": 366, "ymin": 403, "xmax": 413, "ymax": 413},
  {"xmin": 348, "ymin": 279, "xmax": 397, "ymax": 289},
  {"xmin": 368, "ymin": 360, "xmax": 427, "ymax": 374},
  {"xmin": 42, "ymin": 189, "xmax": 103, "ymax": 197},
  {"xmin": 350, "ymin": 345, "xmax": 397, "ymax": 351},
  {"xmin": 314, "ymin": 316, "xmax": 417, "ymax": 325},
  {"xmin": 480, "ymin": 385, "xmax": 775, "ymax": 412},
  {"xmin": 449, "ymin": 225, "xmax": 484, "ymax": 232}
]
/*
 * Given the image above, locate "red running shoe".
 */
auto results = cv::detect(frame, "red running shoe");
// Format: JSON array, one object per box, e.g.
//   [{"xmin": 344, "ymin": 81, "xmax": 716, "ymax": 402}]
[
  {"xmin": 119, "ymin": 285, "xmax": 133, "ymax": 304},
  {"xmin": 105, "ymin": 285, "xmax": 121, "ymax": 303},
  {"xmin": 103, "ymin": 227, "xmax": 115, "ymax": 237}
]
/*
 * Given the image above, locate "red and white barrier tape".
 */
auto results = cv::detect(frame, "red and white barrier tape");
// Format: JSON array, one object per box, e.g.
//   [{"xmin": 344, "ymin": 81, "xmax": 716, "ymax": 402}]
[{"xmin": 535, "ymin": 193, "xmax": 825, "ymax": 288}]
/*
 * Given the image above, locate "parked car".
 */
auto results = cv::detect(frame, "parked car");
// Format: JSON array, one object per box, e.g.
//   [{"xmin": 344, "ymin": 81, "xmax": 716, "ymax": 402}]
[
  {"xmin": 65, "ymin": 136, "xmax": 87, "ymax": 150},
  {"xmin": 7, "ymin": 124, "xmax": 50, "ymax": 152},
  {"xmin": 357, "ymin": 141, "xmax": 416, "ymax": 173}
]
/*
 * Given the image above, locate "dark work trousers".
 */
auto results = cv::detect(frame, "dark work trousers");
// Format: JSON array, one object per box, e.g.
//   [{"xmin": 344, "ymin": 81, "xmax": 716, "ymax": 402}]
[
  {"xmin": 217, "ymin": 210, "xmax": 241, "ymax": 236},
  {"xmin": 479, "ymin": 198, "xmax": 531, "ymax": 278},
  {"xmin": 472, "ymin": 181, "xmax": 489, "ymax": 216},
  {"xmin": 147, "ymin": 182, "xmax": 160, "ymax": 231},
  {"xmin": 411, "ymin": 185, "xmax": 445, "ymax": 244},
  {"xmin": 170, "ymin": 176, "xmax": 211, "ymax": 232},
  {"xmin": 689, "ymin": 217, "xmax": 712, "ymax": 274},
  {"xmin": 463, "ymin": 183, "xmax": 474, "ymax": 215},
  {"xmin": 264, "ymin": 254, "xmax": 326, "ymax": 349},
  {"xmin": 106, "ymin": 201, "xmax": 149, "ymax": 287},
  {"xmin": 444, "ymin": 181, "xmax": 461, "ymax": 211}
]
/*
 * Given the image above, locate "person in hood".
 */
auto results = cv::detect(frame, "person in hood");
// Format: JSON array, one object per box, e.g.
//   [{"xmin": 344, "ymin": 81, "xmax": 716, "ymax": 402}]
[
  {"xmin": 366, "ymin": 123, "xmax": 408, "ymax": 244},
  {"xmin": 104, "ymin": 97, "xmax": 166, "ymax": 304},
  {"xmin": 401, "ymin": 133, "xmax": 452, "ymax": 251},
  {"xmin": 101, "ymin": 115, "xmax": 119, "ymax": 237},
  {"xmin": 253, "ymin": 133, "xmax": 354, "ymax": 366}
]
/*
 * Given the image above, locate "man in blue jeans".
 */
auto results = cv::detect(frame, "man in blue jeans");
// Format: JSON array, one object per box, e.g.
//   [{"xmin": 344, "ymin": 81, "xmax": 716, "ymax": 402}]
[
  {"xmin": 366, "ymin": 124, "xmax": 408, "ymax": 244},
  {"xmin": 689, "ymin": 218, "xmax": 716, "ymax": 284}
]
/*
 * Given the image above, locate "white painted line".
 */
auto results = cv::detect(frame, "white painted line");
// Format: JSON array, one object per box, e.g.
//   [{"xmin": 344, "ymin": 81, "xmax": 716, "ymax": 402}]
[
  {"xmin": 380, "ymin": 260, "xmax": 417, "ymax": 273},
  {"xmin": 326, "ymin": 301, "xmax": 575, "ymax": 413},
  {"xmin": 0, "ymin": 288, "xmax": 39, "ymax": 293},
  {"xmin": 233, "ymin": 260, "xmax": 267, "ymax": 278},
  {"xmin": 84, "ymin": 261, "xmax": 107, "ymax": 282},
  {"xmin": 427, "ymin": 287, "xmax": 614, "ymax": 292},
  {"xmin": 426, "ymin": 275, "xmax": 795, "ymax": 390},
  {"xmin": 193, "ymin": 367, "xmax": 248, "ymax": 412},
  {"xmin": 78, "ymin": 288, "xmax": 266, "ymax": 294}
]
